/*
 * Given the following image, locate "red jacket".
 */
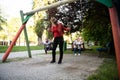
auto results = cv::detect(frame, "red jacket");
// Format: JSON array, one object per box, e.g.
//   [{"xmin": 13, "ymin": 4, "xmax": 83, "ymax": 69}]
[{"xmin": 50, "ymin": 23, "xmax": 70, "ymax": 38}]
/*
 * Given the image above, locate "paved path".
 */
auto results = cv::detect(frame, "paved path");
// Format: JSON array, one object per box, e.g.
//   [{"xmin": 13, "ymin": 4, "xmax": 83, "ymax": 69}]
[
  {"xmin": 0, "ymin": 50, "xmax": 104, "ymax": 80},
  {"xmin": 0, "ymin": 50, "xmax": 46, "ymax": 60},
  {"xmin": 0, "ymin": 45, "xmax": 71, "ymax": 60},
  {"xmin": 0, "ymin": 47, "xmax": 62, "ymax": 60}
]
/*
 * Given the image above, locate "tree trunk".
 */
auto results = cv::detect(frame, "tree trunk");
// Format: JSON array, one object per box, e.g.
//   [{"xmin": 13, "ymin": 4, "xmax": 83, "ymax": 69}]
[{"xmin": 38, "ymin": 37, "xmax": 42, "ymax": 45}]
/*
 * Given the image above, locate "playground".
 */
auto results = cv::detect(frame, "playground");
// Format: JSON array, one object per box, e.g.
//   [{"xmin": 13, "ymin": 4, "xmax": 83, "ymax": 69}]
[
  {"xmin": 0, "ymin": 52, "xmax": 104, "ymax": 80},
  {"xmin": 0, "ymin": 0, "xmax": 120, "ymax": 79}
]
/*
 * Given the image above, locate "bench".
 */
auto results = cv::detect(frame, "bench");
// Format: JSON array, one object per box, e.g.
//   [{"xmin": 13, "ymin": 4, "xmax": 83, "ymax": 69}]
[{"xmin": 96, "ymin": 42, "xmax": 111, "ymax": 57}]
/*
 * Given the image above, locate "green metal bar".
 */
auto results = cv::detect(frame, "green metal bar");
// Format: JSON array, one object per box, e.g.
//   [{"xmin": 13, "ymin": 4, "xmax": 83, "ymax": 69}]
[
  {"xmin": 96, "ymin": 0, "xmax": 113, "ymax": 8},
  {"xmin": 20, "ymin": 10, "xmax": 32, "ymax": 58}
]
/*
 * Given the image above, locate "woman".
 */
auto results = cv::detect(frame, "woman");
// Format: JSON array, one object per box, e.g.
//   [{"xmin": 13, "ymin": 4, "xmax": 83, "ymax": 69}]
[{"xmin": 49, "ymin": 17, "xmax": 70, "ymax": 64}]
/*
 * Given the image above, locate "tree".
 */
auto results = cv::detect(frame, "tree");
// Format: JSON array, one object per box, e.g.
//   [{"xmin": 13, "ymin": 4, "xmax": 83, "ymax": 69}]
[
  {"xmin": 46, "ymin": 0, "xmax": 90, "ymax": 33},
  {"xmin": 49, "ymin": 0, "xmax": 112, "ymax": 45},
  {"xmin": 32, "ymin": 0, "xmax": 80, "ymax": 40},
  {"xmin": 34, "ymin": 19, "xmax": 46, "ymax": 38},
  {"xmin": 33, "ymin": 0, "xmax": 56, "ymax": 44},
  {"xmin": 82, "ymin": 1, "xmax": 112, "ymax": 45},
  {"xmin": 0, "ymin": 8, "xmax": 6, "ymax": 31},
  {"xmin": 33, "ymin": 0, "xmax": 113, "ymax": 47}
]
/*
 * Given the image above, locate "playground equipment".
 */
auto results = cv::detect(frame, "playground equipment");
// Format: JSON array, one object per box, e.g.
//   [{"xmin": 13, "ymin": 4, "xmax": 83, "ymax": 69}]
[
  {"xmin": 2, "ymin": 0, "xmax": 78, "ymax": 62},
  {"xmin": 97, "ymin": 0, "xmax": 120, "ymax": 78},
  {"xmin": 2, "ymin": 0, "xmax": 120, "ymax": 78}
]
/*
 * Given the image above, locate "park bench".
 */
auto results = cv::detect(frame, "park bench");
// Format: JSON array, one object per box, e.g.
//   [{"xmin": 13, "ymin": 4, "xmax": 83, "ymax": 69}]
[{"xmin": 96, "ymin": 42, "xmax": 111, "ymax": 57}]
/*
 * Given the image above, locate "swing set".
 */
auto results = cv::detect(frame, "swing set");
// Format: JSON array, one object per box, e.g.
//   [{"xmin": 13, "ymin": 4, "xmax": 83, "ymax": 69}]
[{"xmin": 2, "ymin": 0, "xmax": 120, "ymax": 78}]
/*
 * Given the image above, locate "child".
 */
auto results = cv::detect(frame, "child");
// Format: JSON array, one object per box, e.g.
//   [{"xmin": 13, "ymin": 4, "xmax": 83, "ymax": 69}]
[
  {"xmin": 73, "ymin": 37, "xmax": 83, "ymax": 55},
  {"xmin": 43, "ymin": 39, "xmax": 52, "ymax": 54}
]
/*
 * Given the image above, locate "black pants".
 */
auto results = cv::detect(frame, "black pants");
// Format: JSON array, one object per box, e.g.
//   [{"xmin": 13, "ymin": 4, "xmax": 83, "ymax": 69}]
[{"xmin": 52, "ymin": 36, "xmax": 64, "ymax": 62}]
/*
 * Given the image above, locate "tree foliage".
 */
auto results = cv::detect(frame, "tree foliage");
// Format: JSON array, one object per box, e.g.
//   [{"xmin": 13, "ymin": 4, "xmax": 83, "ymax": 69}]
[
  {"xmin": 47, "ymin": 0, "xmax": 85, "ymax": 32},
  {"xmin": 47, "ymin": 0, "xmax": 113, "ymax": 45},
  {"xmin": 33, "ymin": 0, "xmax": 55, "ymax": 40},
  {"xmin": 34, "ymin": 19, "xmax": 45, "ymax": 38},
  {"xmin": 82, "ymin": 1, "xmax": 112, "ymax": 45},
  {"xmin": 33, "ymin": 0, "xmax": 113, "ymax": 46},
  {"xmin": 0, "ymin": 8, "xmax": 6, "ymax": 31}
]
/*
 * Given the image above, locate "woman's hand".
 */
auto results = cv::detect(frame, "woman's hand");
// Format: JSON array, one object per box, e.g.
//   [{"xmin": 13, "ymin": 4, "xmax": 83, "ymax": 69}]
[{"xmin": 50, "ymin": 17, "xmax": 55, "ymax": 23}]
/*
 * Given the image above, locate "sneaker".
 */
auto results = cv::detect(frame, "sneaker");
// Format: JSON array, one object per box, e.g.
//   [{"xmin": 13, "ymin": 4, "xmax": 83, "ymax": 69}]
[
  {"xmin": 78, "ymin": 54, "xmax": 80, "ymax": 56},
  {"xmin": 74, "ymin": 54, "xmax": 77, "ymax": 56},
  {"xmin": 58, "ymin": 61, "xmax": 62, "ymax": 64},
  {"xmin": 50, "ymin": 61, "xmax": 55, "ymax": 63}
]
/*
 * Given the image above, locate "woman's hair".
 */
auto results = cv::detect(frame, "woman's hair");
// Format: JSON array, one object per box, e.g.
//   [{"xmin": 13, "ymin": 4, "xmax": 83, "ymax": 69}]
[{"xmin": 51, "ymin": 17, "xmax": 58, "ymax": 24}]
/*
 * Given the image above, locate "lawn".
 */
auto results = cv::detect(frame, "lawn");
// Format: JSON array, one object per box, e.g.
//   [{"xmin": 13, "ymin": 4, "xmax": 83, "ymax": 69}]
[
  {"xmin": 87, "ymin": 58, "xmax": 118, "ymax": 80},
  {"xmin": 0, "ymin": 45, "xmax": 44, "ymax": 53}
]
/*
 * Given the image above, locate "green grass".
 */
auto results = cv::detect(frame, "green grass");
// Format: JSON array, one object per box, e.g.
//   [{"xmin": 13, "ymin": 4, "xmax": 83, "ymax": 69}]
[
  {"xmin": 87, "ymin": 58, "xmax": 118, "ymax": 80},
  {"xmin": 84, "ymin": 46, "xmax": 100, "ymax": 53},
  {"xmin": 64, "ymin": 49, "xmax": 73, "ymax": 54},
  {"xmin": 84, "ymin": 46, "xmax": 119, "ymax": 80},
  {"xmin": 0, "ymin": 45, "xmax": 44, "ymax": 53}
]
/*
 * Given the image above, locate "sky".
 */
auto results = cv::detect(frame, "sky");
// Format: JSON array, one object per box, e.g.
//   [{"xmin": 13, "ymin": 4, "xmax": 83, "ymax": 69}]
[{"xmin": 0, "ymin": 0, "xmax": 33, "ymax": 19}]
